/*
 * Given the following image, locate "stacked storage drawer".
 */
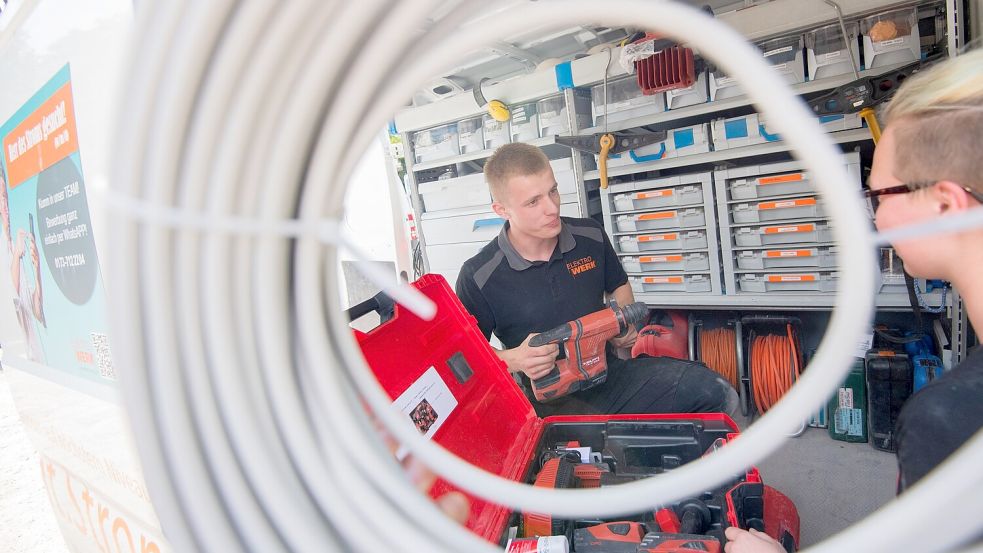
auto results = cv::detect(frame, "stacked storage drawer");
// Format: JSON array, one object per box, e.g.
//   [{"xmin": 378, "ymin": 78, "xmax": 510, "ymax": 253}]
[
  {"xmin": 596, "ymin": 122, "xmax": 712, "ymax": 169},
  {"xmin": 590, "ymin": 76, "xmax": 664, "ymax": 127},
  {"xmin": 712, "ymin": 112, "xmax": 862, "ymax": 151},
  {"xmin": 605, "ymin": 172, "xmax": 722, "ymax": 296},
  {"xmin": 420, "ymin": 156, "xmax": 598, "ymax": 285},
  {"xmin": 715, "ymin": 154, "xmax": 860, "ymax": 295}
]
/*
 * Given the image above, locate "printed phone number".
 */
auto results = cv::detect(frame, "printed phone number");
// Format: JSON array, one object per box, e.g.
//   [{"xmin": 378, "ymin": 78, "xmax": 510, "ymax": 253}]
[{"xmin": 54, "ymin": 253, "xmax": 86, "ymax": 269}]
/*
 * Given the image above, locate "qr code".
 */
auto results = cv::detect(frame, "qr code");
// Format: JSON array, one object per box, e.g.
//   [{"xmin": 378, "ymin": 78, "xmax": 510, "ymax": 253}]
[{"xmin": 91, "ymin": 332, "xmax": 116, "ymax": 381}]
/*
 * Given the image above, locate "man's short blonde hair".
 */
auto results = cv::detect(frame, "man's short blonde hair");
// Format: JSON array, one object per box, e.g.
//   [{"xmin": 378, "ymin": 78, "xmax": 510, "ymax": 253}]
[
  {"xmin": 484, "ymin": 143, "xmax": 551, "ymax": 203},
  {"xmin": 881, "ymin": 49, "xmax": 983, "ymax": 191}
]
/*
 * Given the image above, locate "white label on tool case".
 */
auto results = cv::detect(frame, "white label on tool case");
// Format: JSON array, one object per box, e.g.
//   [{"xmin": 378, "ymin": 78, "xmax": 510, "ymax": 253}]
[
  {"xmin": 877, "ymin": 37, "xmax": 905, "ymax": 47},
  {"xmin": 393, "ymin": 366, "xmax": 458, "ymax": 458},
  {"xmin": 764, "ymin": 46, "xmax": 793, "ymax": 58},
  {"xmin": 819, "ymin": 51, "xmax": 842, "ymax": 62},
  {"xmin": 852, "ymin": 331, "xmax": 874, "ymax": 359},
  {"xmin": 834, "ymin": 408, "xmax": 864, "ymax": 436},
  {"xmin": 838, "ymin": 388, "xmax": 854, "ymax": 409},
  {"xmin": 848, "ymin": 409, "xmax": 864, "ymax": 436}
]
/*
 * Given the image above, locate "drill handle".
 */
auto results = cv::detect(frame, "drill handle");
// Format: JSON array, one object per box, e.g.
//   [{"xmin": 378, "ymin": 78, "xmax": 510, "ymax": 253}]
[
  {"xmin": 529, "ymin": 323, "xmax": 573, "ymax": 347},
  {"xmin": 531, "ymin": 366, "xmax": 562, "ymax": 390}
]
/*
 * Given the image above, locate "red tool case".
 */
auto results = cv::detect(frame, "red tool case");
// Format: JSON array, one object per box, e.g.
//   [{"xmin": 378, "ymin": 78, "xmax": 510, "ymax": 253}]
[{"xmin": 353, "ymin": 274, "xmax": 799, "ymax": 550}]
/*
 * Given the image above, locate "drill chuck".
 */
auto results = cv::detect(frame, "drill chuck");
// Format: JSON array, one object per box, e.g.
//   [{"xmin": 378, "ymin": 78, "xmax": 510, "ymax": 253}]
[{"xmin": 617, "ymin": 302, "xmax": 650, "ymax": 334}]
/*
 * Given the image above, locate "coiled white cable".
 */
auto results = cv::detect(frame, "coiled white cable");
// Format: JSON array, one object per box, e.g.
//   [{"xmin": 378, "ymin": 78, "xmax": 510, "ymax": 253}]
[{"xmin": 106, "ymin": 1, "xmax": 983, "ymax": 552}]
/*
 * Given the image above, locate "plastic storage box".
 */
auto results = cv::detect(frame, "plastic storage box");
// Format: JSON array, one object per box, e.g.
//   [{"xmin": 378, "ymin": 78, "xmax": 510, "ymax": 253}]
[
  {"xmin": 665, "ymin": 63, "xmax": 709, "ymax": 109},
  {"xmin": 538, "ymin": 90, "xmax": 592, "ymax": 137},
  {"xmin": 510, "ymin": 102, "xmax": 539, "ymax": 142},
  {"xmin": 419, "ymin": 173, "xmax": 490, "ymax": 212},
  {"xmin": 425, "ymin": 242, "xmax": 486, "ymax": 273},
  {"xmin": 817, "ymin": 113, "xmax": 863, "ymax": 131},
  {"xmin": 421, "ymin": 207, "xmax": 504, "ymax": 246},
  {"xmin": 622, "ymin": 252, "xmax": 711, "ymax": 273},
  {"xmin": 560, "ymin": 199, "xmax": 597, "ymax": 218},
  {"xmin": 412, "ymin": 123, "xmax": 460, "ymax": 164},
  {"xmin": 613, "ymin": 184, "xmax": 704, "ymax": 212},
  {"xmin": 729, "ymin": 171, "xmax": 815, "ymax": 200},
  {"xmin": 550, "ymin": 156, "xmax": 597, "ymax": 196},
  {"xmin": 759, "ymin": 35, "xmax": 806, "ymax": 84},
  {"xmin": 711, "ymin": 35, "xmax": 805, "ymax": 100},
  {"xmin": 598, "ymin": 137, "xmax": 670, "ymax": 168},
  {"xmin": 806, "ymin": 21, "xmax": 861, "ymax": 81},
  {"xmin": 457, "ymin": 117, "xmax": 484, "ymax": 155},
  {"xmin": 616, "ymin": 208, "xmax": 706, "ymax": 232},
  {"xmin": 618, "ymin": 230, "xmax": 708, "ymax": 253},
  {"xmin": 591, "ymin": 76, "xmax": 665, "ymax": 127},
  {"xmin": 861, "ymin": 7, "xmax": 921, "ymax": 69},
  {"xmin": 629, "ymin": 274, "xmax": 713, "ymax": 294},
  {"xmin": 668, "ymin": 123, "xmax": 712, "ymax": 158},
  {"xmin": 737, "ymin": 272, "xmax": 838, "ymax": 293},
  {"xmin": 712, "ymin": 113, "xmax": 781, "ymax": 151},
  {"xmin": 735, "ymin": 246, "xmax": 837, "ymax": 270},
  {"xmin": 482, "ymin": 114, "xmax": 510, "ymax": 150},
  {"xmin": 731, "ymin": 197, "xmax": 824, "ymax": 224},
  {"xmin": 733, "ymin": 222, "xmax": 834, "ymax": 247}
]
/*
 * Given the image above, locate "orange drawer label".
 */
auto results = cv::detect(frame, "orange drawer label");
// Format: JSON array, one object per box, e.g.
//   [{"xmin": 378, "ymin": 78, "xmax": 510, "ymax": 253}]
[
  {"xmin": 636, "ymin": 189, "xmax": 674, "ymax": 200},
  {"xmin": 877, "ymin": 351, "xmax": 897, "ymax": 357},
  {"xmin": 763, "ymin": 224, "xmax": 814, "ymax": 234},
  {"xmin": 765, "ymin": 249, "xmax": 813, "ymax": 258},
  {"xmin": 758, "ymin": 173, "xmax": 805, "ymax": 185},
  {"xmin": 644, "ymin": 276, "xmax": 684, "ymax": 284},
  {"xmin": 767, "ymin": 274, "xmax": 816, "ymax": 282},
  {"xmin": 640, "ymin": 255, "xmax": 684, "ymax": 263},
  {"xmin": 638, "ymin": 233, "xmax": 677, "ymax": 242},
  {"xmin": 759, "ymin": 198, "xmax": 816, "ymax": 210},
  {"xmin": 639, "ymin": 211, "xmax": 677, "ymax": 221}
]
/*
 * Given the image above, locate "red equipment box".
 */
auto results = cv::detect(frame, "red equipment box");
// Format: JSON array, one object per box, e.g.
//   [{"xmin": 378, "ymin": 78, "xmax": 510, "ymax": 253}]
[{"xmin": 353, "ymin": 274, "xmax": 798, "ymax": 550}]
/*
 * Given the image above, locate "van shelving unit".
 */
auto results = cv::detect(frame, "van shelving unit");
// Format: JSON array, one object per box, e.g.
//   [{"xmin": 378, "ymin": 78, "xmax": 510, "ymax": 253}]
[{"xmin": 393, "ymin": 0, "xmax": 965, "ymax": 361}]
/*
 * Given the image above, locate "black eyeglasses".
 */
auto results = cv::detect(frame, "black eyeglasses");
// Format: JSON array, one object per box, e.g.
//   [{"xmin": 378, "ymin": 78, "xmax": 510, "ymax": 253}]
[{"xmin": 863, "ymin": 181, "xmax": 983, "ymax": 211}]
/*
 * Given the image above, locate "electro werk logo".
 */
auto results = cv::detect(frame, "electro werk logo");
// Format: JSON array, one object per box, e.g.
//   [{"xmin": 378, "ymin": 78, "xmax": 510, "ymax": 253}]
[{"xmin": 567, "ymin": 256, "xmax": 596, "ymax": 276}]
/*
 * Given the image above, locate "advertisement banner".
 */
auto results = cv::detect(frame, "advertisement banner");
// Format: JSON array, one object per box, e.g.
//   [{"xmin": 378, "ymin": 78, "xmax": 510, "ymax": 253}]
[{"xmin": 0, "ymin": 64, "xmax": 115, "ymax": 382}]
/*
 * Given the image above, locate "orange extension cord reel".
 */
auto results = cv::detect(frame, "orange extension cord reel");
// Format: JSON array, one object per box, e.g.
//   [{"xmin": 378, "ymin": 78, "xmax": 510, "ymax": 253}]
[{"xmin": 743, "ymin": 318, "xmax": 804, "ymax": 416}]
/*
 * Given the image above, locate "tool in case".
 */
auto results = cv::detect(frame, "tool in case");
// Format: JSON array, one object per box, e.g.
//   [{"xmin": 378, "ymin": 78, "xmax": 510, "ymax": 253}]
[{"xmin": 352, "ymin": 275, "xmax": 800, "ymax": 551}]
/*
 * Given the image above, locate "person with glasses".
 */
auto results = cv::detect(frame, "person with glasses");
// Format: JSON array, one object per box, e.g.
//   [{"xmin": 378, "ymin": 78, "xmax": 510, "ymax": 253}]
[{"xmin": 726, "ymin": 49, "xmax": 983, "ymax": 552}]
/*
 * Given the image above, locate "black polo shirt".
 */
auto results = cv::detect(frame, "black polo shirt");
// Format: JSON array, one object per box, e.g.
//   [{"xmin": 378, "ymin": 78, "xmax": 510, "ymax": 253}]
[{"xmin": 455, "ymin": 216, "xmax": 629, "ymax": 349}]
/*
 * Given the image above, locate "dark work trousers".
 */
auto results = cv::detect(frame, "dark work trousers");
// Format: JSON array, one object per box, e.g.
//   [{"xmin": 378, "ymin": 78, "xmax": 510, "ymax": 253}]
[
  {"xmin": 895, "ymin": 347, "xmax": 983, "ymax": 492},
  {"xmin": 529, "ymin": 352, "xmax": 739, "ymax": 419}
]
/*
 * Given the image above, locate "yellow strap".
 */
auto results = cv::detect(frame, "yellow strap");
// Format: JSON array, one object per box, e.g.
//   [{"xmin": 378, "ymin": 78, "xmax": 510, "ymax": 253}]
[
  {"xmin": 599, "ymin": 133, "xmax": 615, "ymax": 190},
  {"xmin": 860, "ymin": 107, "xmax": 882, "ymax": 145}
]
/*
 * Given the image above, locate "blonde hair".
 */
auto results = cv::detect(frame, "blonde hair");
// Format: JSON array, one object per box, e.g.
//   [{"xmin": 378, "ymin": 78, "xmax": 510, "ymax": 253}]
[
  {"xmin": 483, "ymin": 143, "xmax": 551, "ymax": 203},
  {"xmin": 881, "ymin": 49, "xmax": 983, "ymax": 191}
]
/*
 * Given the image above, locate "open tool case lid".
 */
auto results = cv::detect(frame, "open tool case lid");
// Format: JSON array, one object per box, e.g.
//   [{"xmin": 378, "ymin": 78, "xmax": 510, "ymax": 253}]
[{"xmin": 353, "ymin": 274, "xmax": 741, "ymax": 542}]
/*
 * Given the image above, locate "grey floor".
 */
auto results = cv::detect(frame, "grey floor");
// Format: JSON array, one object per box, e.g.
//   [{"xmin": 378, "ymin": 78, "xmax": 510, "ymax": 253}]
[{"xmin": 752, "ymin": 425, "xmax": 898, "ymax": 548}]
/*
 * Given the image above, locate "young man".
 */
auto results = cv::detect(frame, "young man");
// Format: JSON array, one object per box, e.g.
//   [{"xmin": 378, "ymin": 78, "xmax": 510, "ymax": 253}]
[
  {"xmin": 455, "ymin": 143, "xmax": 738, "ymax": 418},
  {"xmin": 725, "ymin": 49, "xmax": 983, "ymax": 553}
]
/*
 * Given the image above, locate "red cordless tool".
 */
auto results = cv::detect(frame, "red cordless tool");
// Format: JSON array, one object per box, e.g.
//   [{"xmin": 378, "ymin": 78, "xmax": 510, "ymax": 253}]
[
  {"xmin": 638, "ymin": 532, "xmax": 722, "ymax": 553},
  {"xmin": 573, "ymin": 521, "xmax": 649, "ymax": 552},
  {"xmin": 530, "ymin": 301, "xmax": 649, "ymax": 402}
]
